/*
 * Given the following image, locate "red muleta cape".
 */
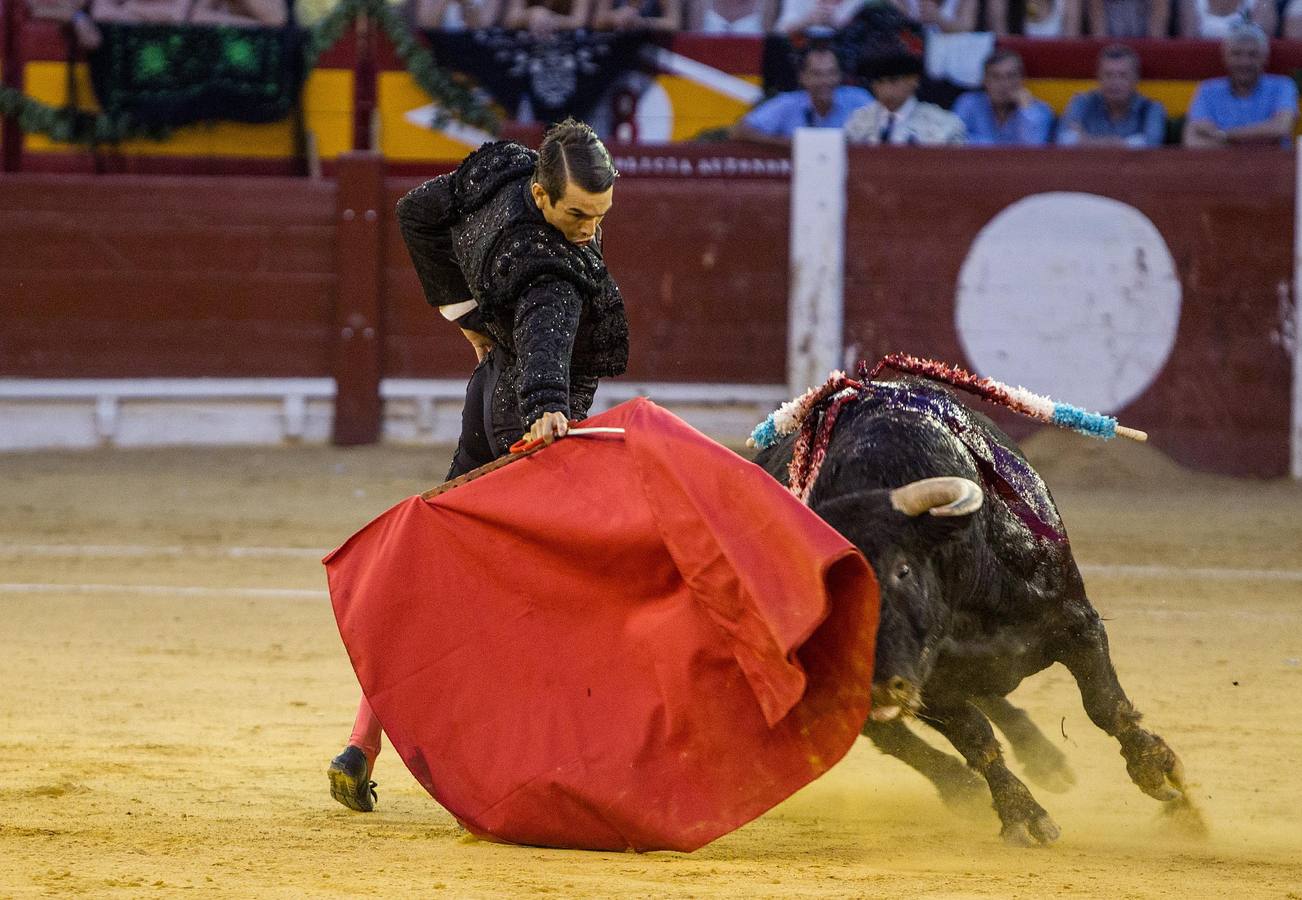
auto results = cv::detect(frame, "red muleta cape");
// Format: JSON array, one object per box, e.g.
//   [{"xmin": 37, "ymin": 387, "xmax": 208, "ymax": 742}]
[{"xmin": 324, "ymin": 398, "xmax": 879, "ymax": 852}]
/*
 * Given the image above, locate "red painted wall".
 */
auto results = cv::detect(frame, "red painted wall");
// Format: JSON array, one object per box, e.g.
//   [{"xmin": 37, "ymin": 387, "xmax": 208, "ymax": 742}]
[
  {"xmin": 0, "ymin": 175, "xmax": 338, "ymax": 376},
  {"xmin": 2, "ymin": 147, "xmax": 1293, "ymax": 476},
  {"xmin": 382, "ymin": 146, "xmax": 792, "ymax": 382},
  {"xmin": 2, "ymin": 147, "xmax": 792, "ymax": 386},
  {"xmin": 843, "ymin": 146, "xmax": 1293, "ymax": 477}
]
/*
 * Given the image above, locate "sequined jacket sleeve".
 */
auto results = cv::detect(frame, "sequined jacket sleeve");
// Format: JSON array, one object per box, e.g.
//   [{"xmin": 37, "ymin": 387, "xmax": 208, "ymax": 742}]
[
  {"xmin": 395, "ymin": 176, "xmax": 486, "ymax": 332},
  {"xmin": 514, "ymin": 277, "xmax": 584, "ymax": 426}
]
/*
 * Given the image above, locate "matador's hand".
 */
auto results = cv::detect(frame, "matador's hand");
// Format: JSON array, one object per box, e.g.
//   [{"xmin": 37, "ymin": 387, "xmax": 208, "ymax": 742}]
[
  {"xmin": 461, "ymin": 328, "xmax": 495, "ymax": 363},
  {"xmin": 525, "ymin": 411, "xmax": 570, "ymax": 446}
]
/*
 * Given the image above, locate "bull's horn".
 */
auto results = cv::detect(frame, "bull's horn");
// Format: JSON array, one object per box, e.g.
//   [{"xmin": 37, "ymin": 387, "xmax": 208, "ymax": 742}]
[{"xmin": 889, "ymin": 477, "xmax": 984, "ymax": 517}]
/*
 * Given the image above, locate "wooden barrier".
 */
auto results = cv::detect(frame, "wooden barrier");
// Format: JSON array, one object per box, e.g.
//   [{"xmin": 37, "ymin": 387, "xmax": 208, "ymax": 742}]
[
  {"xmin": 332, "ymin": 152, "xmax": 385, "ymax": 444},
  {"xmin": 0, "ymin": 144, "xmax": 792, "ymax": 442},
  {"xmin": 0, "ymin": 173, "xmax": 337, "ymax": 377},
  {"xmin": 380, "ymin": 144, "xmax": 792, "ymax": 384},
  {"xmin": 1, "ymin": 144, "xmax": 1294, "ymax": 469},
  {"xmin": 841, "ymin": 146, "xmax": 1294, "ymax": 477}
]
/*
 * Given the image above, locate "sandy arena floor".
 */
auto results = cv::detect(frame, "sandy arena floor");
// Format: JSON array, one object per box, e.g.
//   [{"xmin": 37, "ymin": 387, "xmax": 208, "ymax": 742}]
[{"xmin": 2, "ymin": 432, "xmax": 1301, "ymax": 898}]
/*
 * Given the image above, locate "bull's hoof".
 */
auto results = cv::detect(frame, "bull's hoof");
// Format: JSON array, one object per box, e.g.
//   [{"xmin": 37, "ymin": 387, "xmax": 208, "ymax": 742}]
[
  {"xmin": 1130, "ymin": 752, "xmax": 1184, "ymax": 802},
  {"xmin": 1000, "ymin": 813, "xmax": 1060, "ymax": 847},
  {"xmin": 1022, "ymin": 753, "xmax": 1077, "ymax": 794},
  {"xmin": 1122, "ymin": 732, "xmax": 1186, "ymax": 802}
]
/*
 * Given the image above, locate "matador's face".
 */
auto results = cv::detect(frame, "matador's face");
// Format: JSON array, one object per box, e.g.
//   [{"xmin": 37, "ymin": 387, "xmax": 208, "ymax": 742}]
[{"xmin": 532, "ymin": 179, "xmax": 614, "ymax": 247}]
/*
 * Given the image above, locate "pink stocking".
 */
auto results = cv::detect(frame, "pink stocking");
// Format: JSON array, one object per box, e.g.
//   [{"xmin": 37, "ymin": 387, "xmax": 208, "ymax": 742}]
[{"xmin": 348, "ymin": 694, "xmax": 383, "ymax": 770}]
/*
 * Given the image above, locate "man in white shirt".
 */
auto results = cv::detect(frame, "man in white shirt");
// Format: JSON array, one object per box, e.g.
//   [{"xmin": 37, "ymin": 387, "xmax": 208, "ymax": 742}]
[{"xmin": 844, "ymin": 52, "xmax": 967, "ymax": 145}]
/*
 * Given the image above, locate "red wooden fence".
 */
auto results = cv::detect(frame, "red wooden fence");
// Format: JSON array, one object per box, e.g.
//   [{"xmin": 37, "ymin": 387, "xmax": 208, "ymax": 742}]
[
  {"xmin": 843, "ymin": 147, "xmax": 1294, "ymax": 477},
  {"xmin": 2, "ymin": 144, "xmax": 1294, "ymax": 474},
  {"xmin": 1, "ymin": 144, "xmax": 793, "ymax": 439}
]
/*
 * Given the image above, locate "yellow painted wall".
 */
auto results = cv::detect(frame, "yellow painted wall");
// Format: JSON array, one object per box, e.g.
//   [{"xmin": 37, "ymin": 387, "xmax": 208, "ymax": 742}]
[
  {"xmin": 21, "ymin": 61, "xmax": 352, "ymax": 158},
  {"xmin": 377, "ymin": 70, "xmax": 762, "ymax": 157},
  {"xmin": 13, "ymin": 61, "xmax": 1241, "ymax": 163},
  {"xmin": 657, "ymin": 74, "xmax": 761, "ymax": 141},
  {"xmin": 377, "ymin": 70, "xmax": 483, "ymax": 161}
]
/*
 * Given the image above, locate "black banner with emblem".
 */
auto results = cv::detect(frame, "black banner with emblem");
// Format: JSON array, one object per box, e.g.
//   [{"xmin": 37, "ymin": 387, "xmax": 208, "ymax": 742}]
[
  {"xmin": 423, "ymin": 29, "xmax": 650, "ymax": 123},
  {"xmin": 88, "ymin": 23, "xmax": 306, "ymax": 128}
]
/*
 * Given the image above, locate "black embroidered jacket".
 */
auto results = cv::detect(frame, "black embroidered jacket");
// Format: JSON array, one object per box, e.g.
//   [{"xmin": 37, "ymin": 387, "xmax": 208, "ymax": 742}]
[{"xmin": 396, "ymin": 141, "xmax": 630, "ymax": 436}]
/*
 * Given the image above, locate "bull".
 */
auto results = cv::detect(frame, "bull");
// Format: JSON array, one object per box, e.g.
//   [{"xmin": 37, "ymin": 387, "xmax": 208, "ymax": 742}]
[{"xmin": 755, "ymin": 375, "xmax": 1192, "ymax": 846}]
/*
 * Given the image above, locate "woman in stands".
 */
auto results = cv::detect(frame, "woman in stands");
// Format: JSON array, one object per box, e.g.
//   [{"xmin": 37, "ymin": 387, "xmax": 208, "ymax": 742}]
[
  {"xmin": 414, "ymin": 0, "xmax": 503, "ymax": 29},
  {"xmin": 188, "ymin": 0, "xmax": 289, "ymax": 26},
  {"xmin": 1086, "ymin": 0, "xmax": 1169, "ymax": 36},
  {"xmin": 502, "ymin": 0, "xmax": 594, "ymax": 32},
  {"xmin": 592, "ymin": 0, "xmax": 683, "ymax": 31},
  {"xmin": 689, "ymin": 0, "xmax": 776, "ymax": 32},
  {"xmin": 1179, "ymin": 0, "xmax": 1276, "ymax": 37},
  {"xmin": 984, "ymin": 0, "xmax": 1083, "ymax": 34},
  {"xmin": 887, "ymin": 0, "xmax": 977, "ymax": 32}
]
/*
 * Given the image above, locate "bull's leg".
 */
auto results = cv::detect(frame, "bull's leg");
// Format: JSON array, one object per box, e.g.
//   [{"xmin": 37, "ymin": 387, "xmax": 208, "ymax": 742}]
[
  {"xmin": 972, "ymin": 696, "xmax": 1076, "ymax": 794},
  {"xmin": 921, "ymin": 702, "xmax": 1061, "ymax": 846},
  {"xmin": 862, "ymin": 717, "xmax": 989, "ymax": 812},
  {"xmin": 1056, "ymin": 614, "xmax": 1188, "ymax": 804}
]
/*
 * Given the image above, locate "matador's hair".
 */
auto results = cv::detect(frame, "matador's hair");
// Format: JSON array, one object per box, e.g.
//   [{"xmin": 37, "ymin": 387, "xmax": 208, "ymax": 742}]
[{"xmin": 534, "ymin": 118, "xmax": 618, "ymax": 204}]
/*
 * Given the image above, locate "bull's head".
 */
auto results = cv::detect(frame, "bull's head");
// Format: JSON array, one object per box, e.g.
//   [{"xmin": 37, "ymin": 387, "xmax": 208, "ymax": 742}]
[{"xmin": 812, "ymin": 476, "xmax": 983, "ymax": 722}]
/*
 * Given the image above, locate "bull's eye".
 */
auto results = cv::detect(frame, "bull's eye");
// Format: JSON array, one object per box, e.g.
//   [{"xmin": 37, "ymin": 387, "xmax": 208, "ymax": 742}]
[{"xmin": 895, "ymin": 564, "xmax": 911, "ymax": 579}]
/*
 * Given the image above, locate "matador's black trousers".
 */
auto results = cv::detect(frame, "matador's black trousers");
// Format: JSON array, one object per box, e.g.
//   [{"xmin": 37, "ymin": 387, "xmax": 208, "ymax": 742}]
[{"xmin": 446, "ymin": 347, "xmax": 526, "ymax": 480}]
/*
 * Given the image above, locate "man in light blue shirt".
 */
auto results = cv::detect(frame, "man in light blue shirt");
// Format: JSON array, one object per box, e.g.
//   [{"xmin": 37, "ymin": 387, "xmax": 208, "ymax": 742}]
[
  {"xmin": 731, "ymin": 46, "xmax": 873, "ymax": 147},
  {"xmin": 1058, "ymin": 45, "xmax": 1166, "ymax": 147},
  {"xmin": 1184, "ymin": 22, "xmax": 1299, "ymax": 148},
  {"xmin": 953, "ymin": 49, "xmax": 1055, "ymax": 146}
]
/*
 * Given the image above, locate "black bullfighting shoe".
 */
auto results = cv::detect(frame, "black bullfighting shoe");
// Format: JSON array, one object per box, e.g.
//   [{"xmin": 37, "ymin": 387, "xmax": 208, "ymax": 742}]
[{"xmin": 328, "ymin": 745, "xmax": 377, "ymax": 812}]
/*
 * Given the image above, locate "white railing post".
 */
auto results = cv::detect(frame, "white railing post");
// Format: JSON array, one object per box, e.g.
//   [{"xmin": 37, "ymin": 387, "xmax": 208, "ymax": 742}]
[{"xmin": 788, "ymin": 127, "xmax": 847, "ymax": 399}]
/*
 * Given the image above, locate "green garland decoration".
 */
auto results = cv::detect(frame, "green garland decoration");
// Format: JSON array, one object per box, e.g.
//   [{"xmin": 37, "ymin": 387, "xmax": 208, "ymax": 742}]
[
  {"xmin": 0, "ymin": 80, "xmax": 170, "ymax": 144},
  {"xmin": 0, "ymin": 0, "xmax": 497, "ymax": 147},
  {"xmin": 366, "ymin": 0, "xmax": 499, "ymax": 133}
]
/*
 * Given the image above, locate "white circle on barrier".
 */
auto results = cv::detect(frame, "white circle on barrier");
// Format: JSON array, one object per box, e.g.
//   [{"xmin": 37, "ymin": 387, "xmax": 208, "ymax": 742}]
[{"xmin": 955, "ymin": 191, "xmax": 1181, "ymax": 415}]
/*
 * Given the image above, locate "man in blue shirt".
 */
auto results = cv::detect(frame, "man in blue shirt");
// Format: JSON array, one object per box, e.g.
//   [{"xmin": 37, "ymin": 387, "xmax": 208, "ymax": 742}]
[
  {"xmin": 1058, "ymin": 45, "xmax": 1166, "ymax": 147},
  {"xmin": 1184, "ymin": 22, "xmax": 1299, "ymax": 148},
  {"xmin": 953, "ymin": 50, "xmax": 1055, "ymax": 146},
  {"xmin": 731, "ymin": 45, "xmax": 873, "ymax": 147}
]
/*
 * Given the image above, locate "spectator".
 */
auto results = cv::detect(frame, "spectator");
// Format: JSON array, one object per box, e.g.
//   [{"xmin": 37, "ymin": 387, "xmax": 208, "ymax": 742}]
[
  {"xmin": 26, "ymin": 0, "xmax": 104, "ymax": 46},
  {"xmin": 503, "ymin": 0, "xmax": 593, "ymax": 33},
  {"xmin": 189, "ymin": 0, "xmax": 289, "ymax": 25},
  {"xmin": 1057, "ymin": 44, "xmax": 1165, "ymax": 147},
  {"xmin": 1087, "ymin": 0, "xmax": 1169, "ymax": 36},
  {"xmin": 730, "ymin": 44, "xmax": 872, "ymax": 147},
  {"xmin": 87, "ymin": 0, "xmax": 287, "ymax": 24},
  {"xmin": 301, "ymin": 0, "xmax": 409, "ymax": 24},
  {"xmin": 1179, "ymin": 0, "xmax": 1274, "ymax": 37},
  {"xmin": 414, "ymin": 0, "xmax": 503, "ymax": 29},
  {"xmin": 844, "ymin": 51, "xmax": 966, "ymax": 144},
  {"xmin": 1286, "ymin": 0, "xmax": 1302, "ymax": 36},
  {"xmin": 986, "ymin": 0, "xmax": 1083, "ymax": 34},
  {"xmin": 593, "ymin": 0, "xmax": 683, "ymax": 30},
  {"xmin": 87, "ymin": 0, "xmax": 189, "ymax": 22},
  {"xmin": 886, "ymin": 0, "xmax": 977, "ymax": 31},
  {"xmin": 688, "ymin": 0, "xmax": 776, "ymax": 32},
  {"xmin": 774, "ymin": 0, "xmax": 868, "ymax": 37},
  {"xmin": 1183, "ymin": 23, "xmax": 1298, "ymax": 148},
  {"xmin": 953, "ymin": 50, "xmax": 1054, "ymax": 145}
]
